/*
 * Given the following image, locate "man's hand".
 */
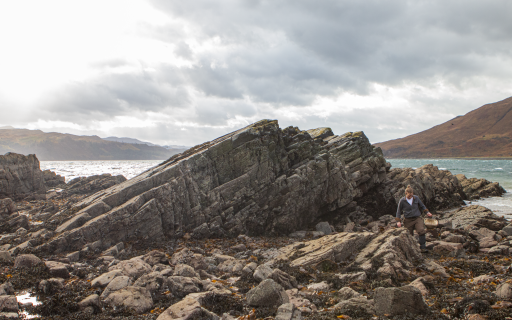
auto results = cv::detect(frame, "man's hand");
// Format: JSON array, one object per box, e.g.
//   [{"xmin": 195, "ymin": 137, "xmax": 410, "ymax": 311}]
[
  {"xmin": 397, "ymin": 222, "xmax": 401, "ymax": 228},
  {"xmin": 427, "ymin": 212, "xmax": 432, "ymax": 217}
]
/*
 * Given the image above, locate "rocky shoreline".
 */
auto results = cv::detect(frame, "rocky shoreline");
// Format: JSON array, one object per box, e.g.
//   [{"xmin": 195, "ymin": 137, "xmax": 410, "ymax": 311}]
[{"xmin": 0, "ymin": 120, "xmax": 511, "ymax": 319}]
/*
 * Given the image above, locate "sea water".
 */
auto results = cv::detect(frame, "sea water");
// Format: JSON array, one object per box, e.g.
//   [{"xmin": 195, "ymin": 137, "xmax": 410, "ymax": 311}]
[
  {"xmin": 40, "ymin": 159, "xmax": 512, "ymax": 219},
  {"xmin": 388, "ymin": 159, "xmax": 512, "ymax": 219}
]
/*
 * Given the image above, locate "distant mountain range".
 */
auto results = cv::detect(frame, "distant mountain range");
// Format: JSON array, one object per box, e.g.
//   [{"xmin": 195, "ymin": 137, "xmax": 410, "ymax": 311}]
[
  {"xmin": 374, "ymin": 96, "xmax": 512, "ymax": 158},
  {"xmin": 103, "ymin": 136, "xmax": 190, "ymax": 150},
  {"xmin": 0, "ymin": 129, "xmax": 188, "ymax": 161}
]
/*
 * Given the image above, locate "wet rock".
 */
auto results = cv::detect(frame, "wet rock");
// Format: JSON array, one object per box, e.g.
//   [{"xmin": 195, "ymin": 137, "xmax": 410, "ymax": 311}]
[
  {"xmin": 14, "ymin": 254, "xmax": 41, "ymax": 268},
  {"xmin": 0, "ymin": 153, "xmax": 46, "ymax": 200},
  {"xmin": 91, "ymin": 270, "xmax": 123, "ymax": 288},
  {"xmin": 0, "ymin": 295, "xmax": 18, "ymax": 312},
  {"xmin": 167, "ymin": 276, "xmax": 203, "ymax": 298},
  {"xmin": 374, "ymin": 286, "xmax": 428, "ymax": 316},
  {"xmin": 101, "ymin": 276, "xmax": 132, "ymax": 299},
  {"xmin": 275, "ymin": 302, "xmax": 302, "ymax": 320},
  {"xmin": 133, "ymin": 271, "xmax": 166, "ymax": 294},
  {"xmin": 173, "ymin": 264, "xmax": 199, "ymax": 278},
  {"xmin": 315, "ymin": 221, "xmax": 332, "ymax": 235},
  {"xmin": 104, "ymin": 286, "xmax": 153, "ymax": 314},
  {"xmin": 38, "ymin": 278, "xmax": 64, "ymax": 294},
  {"xmin": 79, "ymin": 294, "xmax": 100, "ymax": 311},
  {"xmin": 495, "ymin": 283, "xmax": 512, "ymax": 300},
  {"xmin": 45, "ymin": 261, "xmax": 70, "ymax": 278},
  {"xmin": 253, "ymin": 264, "xmax": 273, "ymax": 282},
  {"xmin": 246, "ymin": 279, "xmax": 289, "ymax": 307},
  {"xmin": 269, "ymin": 269, "xmax": 297, "ymax": 290},
  {"xmin": 143, "ymin": 250, "xmax": 167, "ymax": 266},
  {"xmin": 334, "ymin": 297, "xmax": 375, "ymax": 316},
  {"xmin": 338, "ymin": 287, "xmax": 362, "ymax": 300},
  {"xmin": 109, "ymin": 257, "xmax": 151, "ymax": 279}
]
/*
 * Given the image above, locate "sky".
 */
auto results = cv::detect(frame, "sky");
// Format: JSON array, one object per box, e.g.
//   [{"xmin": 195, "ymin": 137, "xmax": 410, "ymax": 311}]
[{"xmin": 1, "ymin": 0, "xmax": 512, "ymax": 146}]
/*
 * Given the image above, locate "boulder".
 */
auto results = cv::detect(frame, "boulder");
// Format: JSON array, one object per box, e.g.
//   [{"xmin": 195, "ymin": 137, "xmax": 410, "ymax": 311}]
[
  {"xmin": 268, "ymin": 269, "xmax": 297, "ymax": 290},
  {"xmin": 45, "ymin": 261, "xmax": 70, "ymax": 279},
  {"xmin": 275, "ymin": 303, "xmax": 302, "ymax": 320},
  {"xmin": 14, "ymin": 254, "xmax": 41, "ymax": 268},
  {"xmin": 0, "ymin": 153, "xmax": 46, "ymax": 200},
  {"xmin": 0, "ymin": 251, "xmax": 12, "ymax": 264},
  {"xmin": 133, "ymin": 272, "xmax": 166, "ymax": 294},
  {"xmin": 167, "ymin": 276, "xmax": 203, "ymax": 298},
  {"xmin": 337, "ymin": 287, "xmax": 362, "ymax": 300},
  {"xmin": 156, "ymin": 294, "xmax": 220, "ymax": 320},
  {"xmin": 0, "ymin": 283, "xmax": 13, "ymax": 296},
  {"xmin": 38, "ymin": 278, "xmax": 64, "ymax": 294},
  {"xmin": 217, "ymin": 259, "xmax": 244, "ymax": 274},
  {"xmin": 315, "ymin": 222, "xmax": 332, "ymax": 236},
  {"xmin": 409, "ymin": 277, "xmax": 429, "ymax": 296},
  {"xmin": 253, "ymin": 265, "xmax": 273, "ymax": 282},
  {"xmin": 374, "ymin": 286, "xmax": 428, "ymax": 316},
  {"xmin": 104, "ymin": 286, "xmax": 153, "ymax": 314},
  {"xmin": 246, "ymin": 279, "xmax": 289, "ymax": 307},
  {"xmin": 0, "ymin": 295, "xmax": 18, "ymax": 313},
  {"xmin": 334, "ymin": 297, "xmax": 375, "ymax": 316},
  {"xmin": 143, "ymin": 250, "xmax": 167, "ymax": 266},
  {"xmin": 42, "ymin": 170, "xmax": 66, "ymax": 188},
  {"xmin": 38, "ymin": 121, "xmax": 387, "ymax": 252},
  {"xmin": 442, "ymin": 206, "xmax": 506, "ymax": 231},
  {"xmin": 307, "ymin": 281, "xmax": 330, "ymax": 291},
  {"xmin": 242, "ymin": 262, "xmax": 257, "ymax": 275},
  {"xmin": 173, "ymin": 264, "xmax": 199, "ymax": 278},
  {"xmin": 0, "ymin": 199, "xmax": 15, "ymax": 216},
  {"xmin": 495, "ymin": 283, "xmax": 512, "ymax": 300},
  {"xmin": 109, "ymin": 257, "xmax": 151, "ymax": 279},
  {"xmin": 336, "ymin": 272, "xmax": 367, "ymax": 283},
  {"xmin": 100, "ymin": 276, "xmax": 132, "ymax": 299},
  {"xmin": 91, "ymin": 270, "xmax": 123, "ymax": 288},
  {"xmin": 78, "ymin": 294, "xmax": 100, "ymax": 311},
  {"xmin": 455, "ymin": 174, "xmax": 506, "ymax": 199}
]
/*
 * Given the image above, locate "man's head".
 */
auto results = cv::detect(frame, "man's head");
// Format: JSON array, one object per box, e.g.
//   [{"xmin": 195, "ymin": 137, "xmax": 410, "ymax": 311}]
[{"xmin": 405, "ymin": 185, "xmax": 414, "ymax": 199}]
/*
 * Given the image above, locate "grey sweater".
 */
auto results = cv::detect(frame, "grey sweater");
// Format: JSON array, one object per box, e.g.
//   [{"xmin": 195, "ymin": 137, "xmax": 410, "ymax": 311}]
[{"xmin": 396, "ymin": 195, "xmax": 428, "ymax": 219}]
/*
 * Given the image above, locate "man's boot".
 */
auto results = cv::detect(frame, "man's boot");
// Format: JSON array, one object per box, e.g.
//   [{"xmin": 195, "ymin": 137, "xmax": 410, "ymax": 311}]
[{"xmin": 419, "ymin": 234, "xmax": 428, "ymax": 253}]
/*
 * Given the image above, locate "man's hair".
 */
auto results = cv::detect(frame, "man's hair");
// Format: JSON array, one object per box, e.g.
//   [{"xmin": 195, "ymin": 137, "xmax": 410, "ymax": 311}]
[{"xmin": 405, "ymin": 185, "xmax": 414, "ymax": 194}]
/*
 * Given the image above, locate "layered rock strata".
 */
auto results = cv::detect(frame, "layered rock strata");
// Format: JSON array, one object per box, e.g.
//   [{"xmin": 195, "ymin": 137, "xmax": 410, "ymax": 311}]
[
  {"xmin": 0, "ymin": 153, "xmax": 46, "ymax": 200},
  {"xmin": 37, "ymin": 120, "xmax": 388, "ymax": 253},
  {"xmin": 455, "ymin": 174, "xmax": 506, "ymax": 199}
]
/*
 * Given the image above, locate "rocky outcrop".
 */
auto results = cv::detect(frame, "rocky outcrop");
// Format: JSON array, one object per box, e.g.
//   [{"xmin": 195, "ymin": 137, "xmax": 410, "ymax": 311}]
[
  {"xmin": 455, "ymin": 174, "xmax": 506, "ymax": 199},
  {"xmin": 36, "ymin": 120, "xmax": 388, "ymax": 253},
  {"xmin": 0, "ymin": 198, "xmax": 15, "ymax": 217},
  {"xmin": 42, "ymin": 170, "xmax": 66, "ymax": 188},
  {"xmin": 64, "ymin": 174, "xmax": 127, "ymax": 195},
  {"xmin": 439, "ymin": 205, "xmax": 507, "ymax": 231},
  {"xmin": 0, "ymin": 153, "xmax": 45, "ymax": 200}
]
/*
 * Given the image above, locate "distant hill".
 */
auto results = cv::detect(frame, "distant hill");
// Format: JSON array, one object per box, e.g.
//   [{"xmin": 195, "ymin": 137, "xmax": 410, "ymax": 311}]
[
  {"xmin": 374, "ymin": 96, "xmax": 512, "ymax": 158},
  {"xmin": 102, "ymin": 136, "xmax": 190, "ymax": 152},
  {"xmin": 0, "ymin": 129, "xmax": 184, "ymax": 161}
]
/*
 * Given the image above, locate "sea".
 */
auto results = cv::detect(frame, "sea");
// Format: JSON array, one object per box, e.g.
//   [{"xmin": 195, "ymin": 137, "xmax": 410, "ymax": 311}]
[{"xmin": 40, "ymin": 159, "xmax": 512, "ymax": 220}]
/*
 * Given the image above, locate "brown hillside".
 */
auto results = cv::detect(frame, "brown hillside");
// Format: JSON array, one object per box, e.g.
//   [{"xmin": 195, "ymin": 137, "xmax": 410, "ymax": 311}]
[
  {"xmin": 0, "ymin": 128, "xmax": 180, "ymax": 160},
  {"xmin": 374, "ymin": 96, "xmax": 512, "ymax": 158}
]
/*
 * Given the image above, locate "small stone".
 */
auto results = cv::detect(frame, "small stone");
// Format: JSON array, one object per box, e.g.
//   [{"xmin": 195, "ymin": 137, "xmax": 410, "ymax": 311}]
[
  {"xmin": 14, "ymin": 254, "xmax": 41, "ymax": 268},
  {"xmin": 79, "ymin": 294, "xmax": 100, "ymax": 311},
  {"xmin": 101, "ymin": 276, "xmax": 132, "ymax": 299},
  {"xmin": 0, "ymin": 252, "xmax": 12, "ymax": 264},
  {"xmin": 338, "ymin": 287, "xmax": 362, "ymax": 300},
  {"xmin": 495, "ymin": 283, "xmax": 512, "ymax": 300},
  {"xmin": 315, "ymin": 222, "xmax": 332, "ymax": 236},
  {"xmin": 253, "ymin": 265, "xmax": 273, "ymax": 282},
  {"xmin": 0, "ymin": 296, "xmax": 18, "ymax": 313},
  {"xmin": 246, "ymin": 279, "xmax": 289, "ymax": 307},
  {"xmin": 104, "ymin": 286, "xmax": 153, "ymax": 314},
  {"xmin": 307, "ymin": 281, "xmax": 329, "ymax": 291},
  {"xmin": 242, "ymin": 262, "xmax": 257, "ymax": 275},
  {"xmin": 374, "ymin": 286, "xmax": 428, "ymax": 316},
  {"xmin": 91, "ymin": 270, "xmax": 123, "ymax": 288},
  {"xmin": 173, "ymin": 264, "xmax": 199, "ymax": 278},
  {"xmin": 275, "ymin": 302, "xmax": 302, "ymax": 320}
]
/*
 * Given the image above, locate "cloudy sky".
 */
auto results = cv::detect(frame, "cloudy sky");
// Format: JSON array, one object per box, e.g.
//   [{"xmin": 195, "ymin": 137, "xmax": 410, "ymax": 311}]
[{"xmin": 1, "ymin": 0, "xmax": 511, "ymax": 146}]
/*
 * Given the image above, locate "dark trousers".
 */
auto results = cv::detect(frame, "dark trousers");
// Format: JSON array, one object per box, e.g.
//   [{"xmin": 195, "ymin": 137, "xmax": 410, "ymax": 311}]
[{"xmin": 404, "ymin": 216, "xmax": 426, "ymax": 236}]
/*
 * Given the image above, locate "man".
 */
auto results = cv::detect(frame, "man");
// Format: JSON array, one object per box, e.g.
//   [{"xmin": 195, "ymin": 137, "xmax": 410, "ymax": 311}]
[{"xmin": 396, "ymin": 185, "xmax": 432, "ymax": 253}]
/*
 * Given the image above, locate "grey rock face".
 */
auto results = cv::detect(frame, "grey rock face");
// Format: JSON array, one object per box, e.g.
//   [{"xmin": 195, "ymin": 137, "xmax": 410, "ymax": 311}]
[
  {"xmin": 495, "ymin": 283, "xmax": 512, "ymax": 300},
  {"xmin": 38, "ymin": 121, "xmax": 387, "ymax": 253},
  {"xmin": 101, "ymin": 276, "xmax": 132, "ymax": 299},
  {"xmin": 455, "ymin": 174, "xmax": 506, "ymax": 199},
  {"xmin": 104, "ymin": 286, "xmax": 153, "ymax": 314},
  {"xmin": 167, "ymin": 276, "xmax": 203, "ymax": 298},
  {"xmin": 133, "ymin": 272, "xmax": 166, "ymax": 294},
  {"xmin": 173, "ymin": 264, "xmax": 199, "ymax": 278},
  {"xmin": 246, "ymin": 279, "xmax": 289, "ymax": 307},
  {"xmin": 374, "ymin": 286, "xmax": 428, "ymax": 316},
  {"xmin": 0, "ymin": 153, "xmax": 46, "ymax": 200},
  {"xmin": 443, "ymin": 205, "xmax": 507, "ymax": 231},
  {"xmin": 269, "ymin": 269, "xmax": 297, "ymax": 290},
  {"xmin": 64, "ymin": 174, "xmax": 126, "ymax": 195},
  {"xmin": 42, "ymin": 170, "xmax": 66, "ymax": 188}
]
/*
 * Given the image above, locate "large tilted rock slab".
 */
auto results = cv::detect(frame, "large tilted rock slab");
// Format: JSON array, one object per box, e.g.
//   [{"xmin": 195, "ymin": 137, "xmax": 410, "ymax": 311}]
[
  {"xmin": 440, "ymin": 205, "xmax": 507, "ymax": 231},
  {"xmin": 0, "ymin": 153, "xmax": 46, "ymax": 200},
  {"xmin": 37, "ymin": 120, "xmax": 387, "ymax": 253},
  {"xmin": 274, "ymin": 228, "xmax": 422, "ymax": 281}
]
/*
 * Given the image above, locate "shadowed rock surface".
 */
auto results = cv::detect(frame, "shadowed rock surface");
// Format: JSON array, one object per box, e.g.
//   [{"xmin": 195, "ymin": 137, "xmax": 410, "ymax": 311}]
[
  {"xmin": 37, "ymin": 120, "xmax": 389, "ymax": 253},
  {"xmin": 0, "ymin": 153, "xmax": 46, "ymax": 200}
]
